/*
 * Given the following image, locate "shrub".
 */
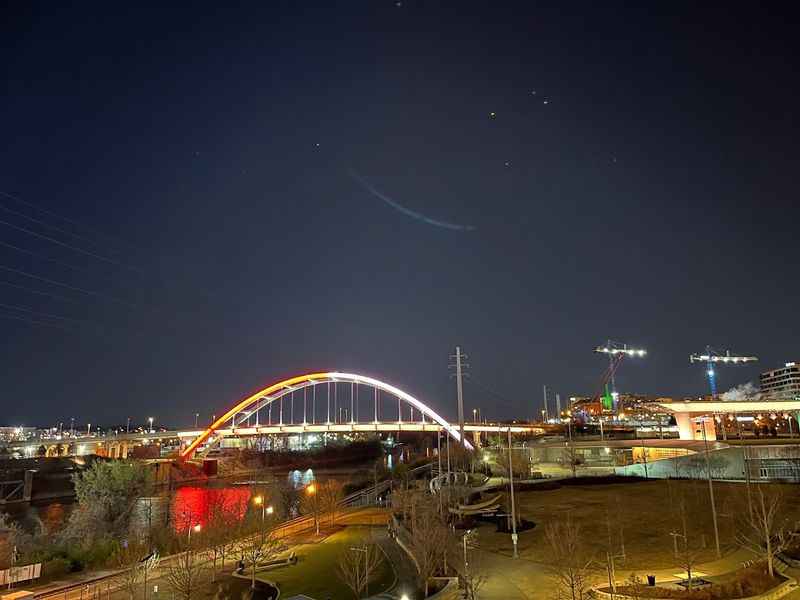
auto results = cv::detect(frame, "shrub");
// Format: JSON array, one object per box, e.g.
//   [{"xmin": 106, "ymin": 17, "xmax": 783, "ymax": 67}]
[{"xmin": 41, "ymin": 557, "xmax": 70, "ymax": 579}]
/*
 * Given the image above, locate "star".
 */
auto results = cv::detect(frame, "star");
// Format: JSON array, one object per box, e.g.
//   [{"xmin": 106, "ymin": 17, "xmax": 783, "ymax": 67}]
[
  {"xmin": 504, "ymin": 161, "xmax": 511, "ymax": 167},
  {"xmin": 543, "ymin": 99, "xmax": 549, "ymax": 105},
  {"xmin": 489, "ymin": 111, "xmax": 497, "ymax": 119},
  {"xmin": 531, "ymin": 90, "xmax": 537, "ymax": 95},
  {"xmin": 315, "ymin": 142, "xmax": 320, "ymax": 148}
]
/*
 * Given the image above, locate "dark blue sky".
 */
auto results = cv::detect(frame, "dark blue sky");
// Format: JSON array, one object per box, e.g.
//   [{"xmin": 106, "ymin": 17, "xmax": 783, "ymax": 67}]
[{"xmin": 1, "ymin": 2, "xmax": 798, "ymax": 427}]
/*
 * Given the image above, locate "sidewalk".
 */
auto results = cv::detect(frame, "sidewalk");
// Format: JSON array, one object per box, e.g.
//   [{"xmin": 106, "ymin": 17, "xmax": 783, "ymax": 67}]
[{"xmin": 612, "ymin": 548, "xmax": 754, "ymax": 584}]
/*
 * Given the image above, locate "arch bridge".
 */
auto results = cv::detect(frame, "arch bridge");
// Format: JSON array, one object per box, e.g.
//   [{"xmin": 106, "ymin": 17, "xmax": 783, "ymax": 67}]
[{"xmin": 181, "ymin": 371, "xmax": 543, "ymax": 458}]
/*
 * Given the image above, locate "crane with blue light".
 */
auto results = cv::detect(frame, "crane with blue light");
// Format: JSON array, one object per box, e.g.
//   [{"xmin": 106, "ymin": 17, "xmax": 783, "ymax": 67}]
[{"xmin": 689, "ymin": 347, "xmax": 758, "ymax": 399}]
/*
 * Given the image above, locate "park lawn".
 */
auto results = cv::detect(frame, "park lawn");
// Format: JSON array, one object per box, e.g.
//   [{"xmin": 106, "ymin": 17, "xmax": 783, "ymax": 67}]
[
  {"xmin": 260, "ymin": 527, "xmax": 395, "ymax": 599},
  {"xmin": 477, "ymin": 478, "xmax": 800, "ymax": 570}
]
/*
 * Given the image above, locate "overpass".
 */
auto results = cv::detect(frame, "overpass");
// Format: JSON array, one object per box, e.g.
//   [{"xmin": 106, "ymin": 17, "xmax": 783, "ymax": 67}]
[
  {"xmin": 655, "ymin": 399, "xmax": 800, "ymax": 440},
  {"xmin": 2, "ymin": 422, "xmax": 544, "ymax": 459}
]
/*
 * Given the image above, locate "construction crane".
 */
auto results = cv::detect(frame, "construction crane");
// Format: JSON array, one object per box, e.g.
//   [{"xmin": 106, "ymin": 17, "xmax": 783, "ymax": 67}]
[
  {"xmin": 689, "ymin": 347, "xmax": 758, "ymax": 399},
  {"xmin": 594, "ymin": 341, "xmax": 647, "ymax": 412}
]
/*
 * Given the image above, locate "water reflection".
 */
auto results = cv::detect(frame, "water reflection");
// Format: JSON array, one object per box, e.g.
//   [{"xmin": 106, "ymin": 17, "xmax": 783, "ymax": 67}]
[
  {"xmin": 287, "ymin": 468, "xmax": 315, "ymax": 489},
  {"xmin": 171, "ymin": 486, "xmax": 251, "ymax": 533}
]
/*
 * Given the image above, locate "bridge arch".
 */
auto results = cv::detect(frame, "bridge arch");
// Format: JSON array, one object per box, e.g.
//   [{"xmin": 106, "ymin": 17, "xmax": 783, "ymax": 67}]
[{"xmin": 181, "ymin": 371, "xmax": 472, "ymax": 458}]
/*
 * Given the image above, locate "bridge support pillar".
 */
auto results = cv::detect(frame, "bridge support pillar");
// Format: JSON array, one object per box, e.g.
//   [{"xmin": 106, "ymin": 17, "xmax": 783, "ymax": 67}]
[
  {"xmin": 23, "ymin": 470, "xmax": 34, "ymax": 502},
  {"xmin": 675, "ymin": 412, "xmax": 717, "ymax": 441}
]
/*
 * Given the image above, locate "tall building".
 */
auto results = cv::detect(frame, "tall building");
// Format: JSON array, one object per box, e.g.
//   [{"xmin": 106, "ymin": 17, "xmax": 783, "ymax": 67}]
[{"xmin": 760, "ymin": 362, "xmax": 800, "ymax": 400}]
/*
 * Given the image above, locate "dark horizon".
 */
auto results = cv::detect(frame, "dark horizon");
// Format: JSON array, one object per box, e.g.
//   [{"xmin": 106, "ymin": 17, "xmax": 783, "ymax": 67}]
[{"xmin": 2, "ymin": 2, "xmax": 798, "ymax": 427}]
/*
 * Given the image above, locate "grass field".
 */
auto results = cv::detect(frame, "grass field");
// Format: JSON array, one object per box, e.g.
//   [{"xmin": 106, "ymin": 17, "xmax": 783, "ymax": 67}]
[
  {"xmin": 477, "ymin": 478, "xmax": 800, "ymax": 570},
  {"xmin": 260, "ymin": 526, "xmax": 395, "ymax": 599}
]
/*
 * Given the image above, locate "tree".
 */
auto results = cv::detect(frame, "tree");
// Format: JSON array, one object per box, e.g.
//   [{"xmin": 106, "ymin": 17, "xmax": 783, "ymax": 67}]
[
  {"xmin": 462, "ymin": 531, "xmax": 488, "ymax": 600},
  {"xmin": 300, "ymin": 482, "xmax": 325, "ymax": 535},
  {"xmin": 275, "ymin": 480, "xmax": 301, "ymax": 520},
  {"xmin": 544, "ymin": 516, "xmax": 592, "ymax": 600},
  {"xmin": 165, "ymin": 548, "xmax": 207, "ymax": 600},
  {"xmin": 63, "ymin": 460, "xmax": 152, "ymax": 546},
  {"xmin": 235, "ymin": 515, "xmax": 283, "ymax": 590},
  {"xmin": 113, "ymin": 542, "xmax": 159, "ymax": 600},
  {"xmin": 0, "ymin": 512, "xmax": 23, "ymax": 570},
  {"xmin": 498, "ymin": 448, "xmax": 530, "ymax": 479},
  {"xmin": 203, "ymin": 494, "xmax": 240, "ymax": 581},
  {"xmin": 321, "ymin": 480, "xmax": 345, "ymax": 527},
  {"xmin": 337, "ymin": 542, "xmax": 384, "ymax": 599},
  {"xmin": 736, "ymin": 485, "xmax": 798, "ymax": 577},
  {"xmin": 409, "ymin": 497, "xmax": 451, "ymax": 596},
  {"xmin": 672, "ymin": 492, "xmax": 702, "ymax": 591}
]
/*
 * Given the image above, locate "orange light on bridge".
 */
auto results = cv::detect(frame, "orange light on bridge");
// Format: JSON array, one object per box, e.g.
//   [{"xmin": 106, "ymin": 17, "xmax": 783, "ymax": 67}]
[{"xmin": 180, "ymin": 371, "xmax": 474, "ymax": 459}]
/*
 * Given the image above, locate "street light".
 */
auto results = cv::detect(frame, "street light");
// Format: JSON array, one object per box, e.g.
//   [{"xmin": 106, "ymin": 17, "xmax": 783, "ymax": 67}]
[
  {"xmin": 187, "ymin": 523, "xmax": 201, "ymax": 544},
  {"xmin": 252, "ymin": 495, "xmax": 274, "ymax": 522},
  {"xmin": 306, "ymin": 482, "xmax": 316, "ymax": 495}
]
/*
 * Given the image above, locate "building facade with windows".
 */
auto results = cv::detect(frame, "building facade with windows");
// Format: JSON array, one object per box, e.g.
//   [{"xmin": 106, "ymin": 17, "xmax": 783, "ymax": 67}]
[{"xmin": 760, "ymin": 362, "xmax": 800, "ymax": 400}]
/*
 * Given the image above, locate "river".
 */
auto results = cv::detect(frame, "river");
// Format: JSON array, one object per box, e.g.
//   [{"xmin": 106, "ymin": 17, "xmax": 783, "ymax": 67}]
[{"xmin": 8, "ymin": 466, "xmax": 357, "ymax": 536}]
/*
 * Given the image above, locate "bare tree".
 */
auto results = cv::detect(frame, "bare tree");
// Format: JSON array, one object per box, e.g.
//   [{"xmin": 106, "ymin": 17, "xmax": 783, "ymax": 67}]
[
  {"xmin": 321, "ymin": 479, "xmax": 345, "ymax": 527},
  {"xmin": 621, "ymin": 573, "xmax": 645, "ymax": 600},
  {"xmin": 674, "ymin": 493, "xmax": 702, "ymax": 591},
  {"xmin": 410, "ymin": 498, "xmax": 451, "ymax": 596},
  {"xmin": 203, "ymin": 495, "xmax": 240, "ymax": 581},
  {"xmin": 544, "ymin": 516, "xmax": 592, "ymax": 600},
  {"xmin": 736, "ymin": 484, "xmax": 798, "ymax": 577},
  {"xmin": 300, "ymin": 483, "xmax": 325, "ymax": 535},
  {"xmin": 462, "ymin": 532, "xmax": 488, "ymax": 600},
  {"xmin": 337, "ymin": 542, "xmax": 384, "ymax": 599},
  {"xmin": 165, "ymin": 548, "xmax": 207, "ymax": 600},
  {"xmin": 235, "ymin": 516, "xmax": 283, "ymax": 590},
  {"xmin": 0, "ymin": 512, "xmax": 22, "ymax": 570},
  {"xmin": 113, "ymin": 541, "xmax": 157, "ymax": 600}
]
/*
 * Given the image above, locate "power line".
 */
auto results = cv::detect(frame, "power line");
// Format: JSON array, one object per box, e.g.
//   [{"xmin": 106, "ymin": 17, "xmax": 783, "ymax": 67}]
[
  {"xmin": 0, "ymin": 239, "xmax": 92, "ymax": 273},
  {"xmin": 0, "ymin": 218, "xmax": 140, "ymax": 273},
  {"xmin": 0, "ymin": 190, "xmax": 135, "ymax": 252},
  {"xmin": 0, "ymin": 280, "xmax": 84, "ymax": 305},
  {"xmin": 0, "ymin": 201, "xmax": 124, "ymax": 256},
  {"xmin": 0, "ymin": 302, "xmax": 90, "ymax": 325},
  {"xmin": 0, "ymin": 311, "xmax": 75, "ymax": 332},
  {"xmin": 0, "ymin": 264, "xmax": 136, "ymax": 308}
]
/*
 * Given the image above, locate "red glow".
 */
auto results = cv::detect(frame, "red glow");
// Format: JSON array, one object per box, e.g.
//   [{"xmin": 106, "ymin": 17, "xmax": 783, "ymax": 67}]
[{"xmin": 172, "ymin": 486, "xmax": 251, "ymax": 533}]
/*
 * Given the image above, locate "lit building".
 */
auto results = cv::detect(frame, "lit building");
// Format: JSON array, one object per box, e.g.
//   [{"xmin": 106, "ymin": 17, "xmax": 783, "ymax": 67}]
[{"xmin": 760, "ymin": 362, "xmax": 800, "ymax": 400}]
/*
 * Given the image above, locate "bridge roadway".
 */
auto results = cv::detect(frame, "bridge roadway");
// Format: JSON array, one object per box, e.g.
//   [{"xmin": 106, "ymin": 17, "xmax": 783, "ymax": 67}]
[{"xmin": 2, "ymin": 422, "xmax": 546, "ymax": 456}]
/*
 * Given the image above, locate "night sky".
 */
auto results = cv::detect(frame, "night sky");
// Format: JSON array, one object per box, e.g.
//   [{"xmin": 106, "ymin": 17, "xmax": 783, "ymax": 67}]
[{"xmin": 2, "ymin": 2, "xmax": 798, "ymax": 427}]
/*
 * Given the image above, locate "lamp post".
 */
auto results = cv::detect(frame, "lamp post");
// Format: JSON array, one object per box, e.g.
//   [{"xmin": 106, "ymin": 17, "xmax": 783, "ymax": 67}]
[
  {"xmin": 697, "ymin": 416, "xmax": 721, "ymax": 558},
  {"xmin": 195, "ymin": 413, "xmax": 199, "ymax": 428},
  {"xmin": 306, "ymin": 483, "xmax": 319, "ymax": 534},
  {"xmin": 187, "ymin": 523, "xmax": 201, "ymax": 545},
  {"xmin": 252, "ymin": 495, "xmax": 274, "ymax": 523}
]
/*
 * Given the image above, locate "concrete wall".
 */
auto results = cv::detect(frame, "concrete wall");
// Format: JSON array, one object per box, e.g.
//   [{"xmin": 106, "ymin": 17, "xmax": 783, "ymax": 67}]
[{"xmin": 614, "ymin": 445, "xmax": 800, "ymax": 482}]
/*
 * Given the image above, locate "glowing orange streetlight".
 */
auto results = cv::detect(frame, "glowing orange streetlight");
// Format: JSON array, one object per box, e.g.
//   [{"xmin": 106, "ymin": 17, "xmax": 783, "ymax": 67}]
[
  {"xmin": 188, "ymin": 522, "xmax": 201, "ymax": 544},
  {"xmin": 306, "ymin": 483, "xmax": 316, "ymax": 495}
]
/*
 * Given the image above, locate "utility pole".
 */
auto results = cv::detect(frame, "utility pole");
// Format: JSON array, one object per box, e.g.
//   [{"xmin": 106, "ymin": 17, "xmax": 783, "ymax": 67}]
[
  {"xmin": 450, "ymin": 346, "xmax": 468, "ymax": 448},
  {"xmin": 507, "ymin": 426, "xmax": 518, "ymax": 558},
  {"xmin": 542, "ymin": 385, "xmax": 548, "ymax": 422},
  {"xmin": 699, "ymin": 417, "xmax": 721, "ymax": 557}
]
